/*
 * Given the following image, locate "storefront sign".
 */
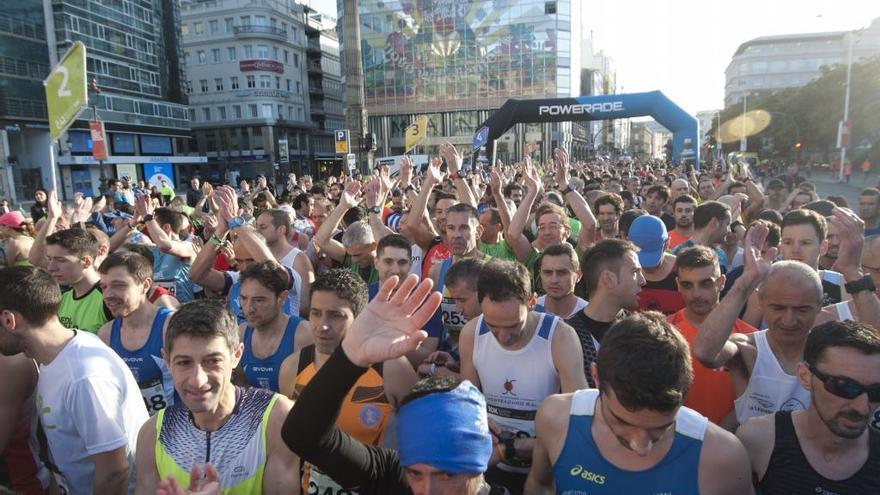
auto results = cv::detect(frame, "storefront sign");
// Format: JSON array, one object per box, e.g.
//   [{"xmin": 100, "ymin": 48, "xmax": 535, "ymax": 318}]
[{"xmin": 240, "ymin": 60, "xmax": 284, "ymax": 74}]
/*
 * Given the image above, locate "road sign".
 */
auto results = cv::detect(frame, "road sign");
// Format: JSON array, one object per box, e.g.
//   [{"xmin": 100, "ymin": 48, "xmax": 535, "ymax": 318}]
[
  {"xmin": 405, "ymin": 115, "xmax": 428, "ymax": 152},
  {"xmin": 89, "ymin": 121, "xmax": 107, "ymax": 161},
  {"xmin": 278, "ymin": 139, "xmax": 289, "ymax": 162},
  {"xmin": 44, "ymin": 41, "xmax": 87, "ymax": 141},
  {"xmin": 347, "ymin": 153, "xmax": 356, "ymax": 171},
  {"xmin": 334, "ymin": 129, "xmax": 350, "ymax": 154},
  {"xmin": 472, "ymin": 126, "xmax": 489, "ymax": 151}
]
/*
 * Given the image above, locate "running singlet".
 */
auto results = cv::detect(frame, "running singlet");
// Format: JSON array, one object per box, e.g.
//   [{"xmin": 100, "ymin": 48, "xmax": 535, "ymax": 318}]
[
  {"xmin": 226, "ymin": 267, "xmax": 302, "ymax": 324},
  {"xmin": 637, "ymin": 267, "xmax": 685, "ymax": 315},
  {"xmin": 110, "ymin": 307, "xmax": 175, "ymax": 416},
  {"xmin": 760, "ymin": 411, "xmax": 880, "ymax": 494},
  {"xmin": 553, "ymin": 389, "xmax": 707, "ymax": 494},
  {"xmin": 241, "ymin": 315, "xmax": 303, "ymax": 392},
  {"xmin": 58, "ymin": 284, "xmax": 111, "ymax": 333},
  {"xmin": 294, "ymin": 345, "xmax": 392, "ymax": 495},
  {"xmin": 152, "ymin": 247, "xmax": 194, "ymax": 303},
  {"xmin": 421, "ymin": 237, "xmax": 450, "ymax": 280},
  {"xmin": 473, "ymin": 313, "xmax": 560, "ymax": 473},
  {"xmin": 435, "ymin": 254, "xmax": 492, "ymax": 336},
  {"xmin": 155, "ymin": 387, "xmax": 278, "ymax": 495}
]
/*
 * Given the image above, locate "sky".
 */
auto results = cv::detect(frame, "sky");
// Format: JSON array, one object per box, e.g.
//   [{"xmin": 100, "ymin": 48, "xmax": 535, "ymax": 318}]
[{"xmin": 310, "ymin": 0, "xmax": 878, "ymax": 115}]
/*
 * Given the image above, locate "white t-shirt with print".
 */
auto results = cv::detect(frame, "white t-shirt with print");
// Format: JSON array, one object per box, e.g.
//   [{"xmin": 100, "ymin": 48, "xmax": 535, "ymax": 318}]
[{"xmin": 37, "ymin": 330, "xmax": 149, "ymax": 495}]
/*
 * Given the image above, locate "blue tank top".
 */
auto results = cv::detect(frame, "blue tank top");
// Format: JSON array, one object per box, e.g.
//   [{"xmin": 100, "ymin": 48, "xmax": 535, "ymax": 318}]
[
  {"xmin": 241, "ymin": 315, "xmax": 302, "ymax": 392},
  {"xmin": 151, "ymin": 247, "xmax": 194, "ymax": 303},
  {"xmin": 553, "ymin": 389, "xmax": 707, "ymax": 495},
  {"xmin": 110, "ymin": 307, "xmax": 176, "ymax": 415},
  {"xmin": 227, "ymin": 268, "xmax": 300, "ymax": 324}
]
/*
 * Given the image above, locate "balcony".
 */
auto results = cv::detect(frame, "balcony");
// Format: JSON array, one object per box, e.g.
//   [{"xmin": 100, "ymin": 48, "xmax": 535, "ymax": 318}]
[
  {"xmin": 233, "ymin": 25, "xmax": 287, "ymax": 41},
  {"xmin": 308, "ymin": 85, "xmax": 323, "ymax": 96},
  {"xmin": 307, "ymin": 39, "xmax": 321, "ymax": 53},
  {"xmin": 310, "ymin": 102, "xmax": 325, "ymax": 115},
  {"xmin": 307, "ymin": 61, "xmax": 322, "ymax": 74}
]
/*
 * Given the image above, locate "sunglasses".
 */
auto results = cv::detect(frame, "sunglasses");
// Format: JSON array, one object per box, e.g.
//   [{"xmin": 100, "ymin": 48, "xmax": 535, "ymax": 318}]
[{"xmin": 806, "ymin": 362, "xmax": 880, "ymax": 402}]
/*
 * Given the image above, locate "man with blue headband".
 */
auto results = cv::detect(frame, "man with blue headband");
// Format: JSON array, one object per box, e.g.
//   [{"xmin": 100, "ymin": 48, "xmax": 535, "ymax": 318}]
[{"xmin": 282, "ymin": 274, "xmax": 507, "ymax": 494}]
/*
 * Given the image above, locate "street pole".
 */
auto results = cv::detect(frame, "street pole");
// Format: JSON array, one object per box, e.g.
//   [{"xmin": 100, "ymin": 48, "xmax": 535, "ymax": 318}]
[
  {"xmin": 341, "ymin": 0, "xmax": 371, "ymax": 174},
  {"xmin": 838, "ymin": 31, "xmax": 854, "ymax": 182},
  {"xmin": 739, "ymin": 93, "xmax": 747, "ymax": 152}
]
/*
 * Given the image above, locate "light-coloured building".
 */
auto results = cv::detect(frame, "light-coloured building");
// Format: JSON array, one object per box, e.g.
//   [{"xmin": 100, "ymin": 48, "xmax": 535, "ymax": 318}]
[
  {"xmin": 630, "ymin": 121, "xmax": 653, "ymax": 159},
  {"xmin": 695, "ymin": 110, "xmax": 720, "ymax": 145},
  {"xmin": 725, "ymin": 17, "xmax": 880, "ymax": 106},
  {"xmin": 180, "ymin": 0, "xmax": 328, "ymax": 181}
]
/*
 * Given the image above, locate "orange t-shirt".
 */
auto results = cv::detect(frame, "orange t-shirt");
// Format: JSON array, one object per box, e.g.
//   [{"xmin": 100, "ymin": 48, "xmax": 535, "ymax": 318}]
[
  {"xmin": 667, "ymin": 230, "xmax": 691, "ymax": 251},
  {"xmin": 668, "ymin": 310, "xmax": 756, "ymax": 425}
]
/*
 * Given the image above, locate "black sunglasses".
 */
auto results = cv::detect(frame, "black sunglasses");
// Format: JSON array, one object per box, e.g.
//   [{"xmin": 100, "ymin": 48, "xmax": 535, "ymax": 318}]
[{"xmin": 806, "ymin": 362, "xmax": 880, "ymax": 402}]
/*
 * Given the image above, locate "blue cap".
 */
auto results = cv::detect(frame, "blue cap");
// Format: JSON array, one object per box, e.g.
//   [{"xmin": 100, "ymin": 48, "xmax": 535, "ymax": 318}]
[{"xmin": 628, "ymin": 215, "xmax": 668, "ymax": 269}]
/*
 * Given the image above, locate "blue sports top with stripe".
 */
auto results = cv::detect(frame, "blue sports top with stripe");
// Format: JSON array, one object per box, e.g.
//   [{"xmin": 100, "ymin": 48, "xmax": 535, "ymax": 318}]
[
  {"xmin": 553, "ymin": 389, "xmax": 708, "ymax": 494},
  {"xmin": 109, "ymin": 307, "xmax": 175, "ymax": 415},
  {"xmin": 241, "ymin": 315, "xmax": 302, "ymax": 392}
]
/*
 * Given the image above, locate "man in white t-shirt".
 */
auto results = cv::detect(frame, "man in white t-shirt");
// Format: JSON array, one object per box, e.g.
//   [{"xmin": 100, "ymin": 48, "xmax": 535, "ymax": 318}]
[{"xmin": 0, "ymin": 266, "xmax": 148, "ymax": 495}]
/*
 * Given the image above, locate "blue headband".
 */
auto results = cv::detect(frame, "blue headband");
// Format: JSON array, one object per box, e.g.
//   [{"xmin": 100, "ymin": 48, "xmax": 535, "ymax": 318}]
[{"xmin": 396, "ymin": 380, "xmax": 492, "ymax": 474}]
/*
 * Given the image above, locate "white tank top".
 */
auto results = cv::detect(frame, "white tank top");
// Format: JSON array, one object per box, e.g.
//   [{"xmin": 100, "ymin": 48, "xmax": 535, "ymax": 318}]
[
  {"xmin": 473, "ymin": 312, "xmax": 560, "ymax": 473},
  {"xmin": 734, "ymin": 330, "xmax": 810, "ymax": 424},
  {"xmin": 280, "ymin": 247, "xmax": 304, "ymax": 315}
]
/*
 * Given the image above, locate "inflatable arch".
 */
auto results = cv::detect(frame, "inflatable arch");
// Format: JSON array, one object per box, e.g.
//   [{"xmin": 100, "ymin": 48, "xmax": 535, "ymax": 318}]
[{"xmin": 471, "ymin": 91, "xmax": 700, "ymax": 168}]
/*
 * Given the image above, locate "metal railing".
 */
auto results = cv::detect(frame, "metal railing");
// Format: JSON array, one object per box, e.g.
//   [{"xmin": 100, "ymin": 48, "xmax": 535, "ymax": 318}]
[{"xmin": 233, "ymin": 25, "xmax": 287, "ymax": 38}]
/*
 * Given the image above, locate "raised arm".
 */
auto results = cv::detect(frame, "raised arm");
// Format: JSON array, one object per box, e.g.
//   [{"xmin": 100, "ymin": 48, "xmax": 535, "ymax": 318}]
[
  {"xmin": 553, "ymin": 148, "xmax": 596, "ymax": 248},
  {"xmin": 831, "ymin": 207, "xmax": 880, "ymax": 331},
  {"xmin": 312, "ymin": 181, "xmax": 361, "ymax": 263},
  {"xmin": 401, "ymin": 162, "xmax": 442, "ymax": 250},
  {"xmin": 364, "ymin": 172, "xmax": 395, "ymax": 241},
  {"xmin": 137, "ymin": 195, "xmax": 197, "ymax": 261},
  {"xmin": 28, "ymin": 189, "xmax": 63, "ymax": 267},
  {"xmin": 490, "ymin": 170, "xmax": 513, "ymax": 231},
  {"xmin": 440, "ymin": 142, "xmax": 477, "ymax": 208},
  {"xmin": 695, "ymin": 224, "xmax": 775, "ymax": 369},
  {"xmin": 505, "ymin": 164, "xmax": 541, "ymax": 263}
]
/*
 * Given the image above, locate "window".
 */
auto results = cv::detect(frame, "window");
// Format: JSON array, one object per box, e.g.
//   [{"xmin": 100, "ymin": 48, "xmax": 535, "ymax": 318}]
[
  {"xmin": 296, "ymin": 81, "xmax": 301, "ymax": 94},
  {"xmin": 215, "ymin": 78, "xmax": 224, "ymax": 91},
  {"xmin": 283, "ymin": 50, "xmax": 289, "ymax": 63},
  {"xmin": 278, "ymin": 105, "xmax": 283, "ymax": 118},
  {"xmin": 230, "ymin": 76, "xmax": 239, "ymax": 90},
  {"xmin": 293, "ymin": 53, "xmax": 299, "ymax": 67},
  {"xmin": 260, "ymin": 75, "xmax": 271, "ymax": 88},
  {"xmin": 270, "ymin": 18, "xmax": 277, "ymax": 28},
  {"xmin": 281, "ymin": 22, "xmax": 287, "ymax": 34},
  {"xmin": 244, "ymin": 45, "xmax": 253, "ymax": 58},
  {"xmin": 246, "ymin": 75, "xmax": 256, "ymax": 88},
  {"xmin": 288, "ymin": 106, "xmax": 293, "ymax": 119},
  {"xmin": 275, "ymin": 76, "xmax": 281, "ymax": 89},
  {"xmin": 286, "ymin": 79, "xmax": 291, "ymax": 91},
  {"xmin": 255, "ymin": 16, "xmax": 267, "ymax": 26},
  {"xmin": 194, "ymin": 22, "xmax": 204, "ymax": 35},
  {"xmin": 262, "ymin": 104, "xmax": 273, "ymax": 118},
  {"xmin": 186, "ymin": 80, "xmax": 192, "ymax": 94},
  {"xmin": 197, "ymin": 50, "xmax": 206, "ymax": 64},
  {"xmin": 225, "ymin": 18, "xmax": 234, "ymax": 32},
  {"xmin": 209, "ymin": 20, "xmax": 218, "ymax": 34},
  {"xmin": 240, "ymin": 15, "xmax": 250, "ymax": 26},
  {"xmin": 545, "ymin": 2, "xmax": 557, "ymax": 14},
  {"xmin": 212, "ymin": 49, "xmax": 221, "ymax": 63},
  {"xmin": 181, "ymin": 23, "xmax": 189, "ymax": 36},
  {"xmin": 233, "ymin": 105, "xmax": 242, "ymax": 119},
  {"xmin": 257, "ymin": 44, "xmax": 269, "ymax": 59},
  {"xmin": 202, "ymin": 108, "xmax": 211, "ymax": 120},
  {"xmin": 217, "ymin": 107, "xmax": 227, "ymax": 120},
  {"xmin": 200, "ymin": 79, "xmax": 208, "ymax": 92},
  {"xmin": 273, "ymin": 47, "xmax": 279, "ymax": 60},
  {"xmin": 227, "ymin": 47, "xmax": 236, "ymax": 61},
  {"xmin": 248, "ymin": 104, "xmax": 258, "ymax": 118}
]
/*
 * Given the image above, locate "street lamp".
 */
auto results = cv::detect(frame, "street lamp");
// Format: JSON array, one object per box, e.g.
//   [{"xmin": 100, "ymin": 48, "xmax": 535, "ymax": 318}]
[{"xmin": 837, "ymin": 29, "xmax": 859, "ymax": 182}]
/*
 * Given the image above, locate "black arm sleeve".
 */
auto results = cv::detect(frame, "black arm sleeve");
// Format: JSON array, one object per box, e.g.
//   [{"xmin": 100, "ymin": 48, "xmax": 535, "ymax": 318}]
[{"xmin": 281, "ymin": 346, "xmax": 410, "ymax": 494}]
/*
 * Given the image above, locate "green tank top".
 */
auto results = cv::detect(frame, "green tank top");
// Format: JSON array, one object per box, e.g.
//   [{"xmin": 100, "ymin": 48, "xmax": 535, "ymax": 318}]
[
  {"xmin": 343, "ymin": 254, "xmax": 379, "ymax": 284},
  {"xmin": 155, "ymin": 387, "xmax": 278, "ymax": 495},
  {"xmin": 57, "ymin": 284, "xmax": 111, "ymax": 333}
]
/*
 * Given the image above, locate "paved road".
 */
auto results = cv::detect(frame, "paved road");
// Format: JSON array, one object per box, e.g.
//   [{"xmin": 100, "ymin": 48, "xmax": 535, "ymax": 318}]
[{"xmin": 798, "ymin": 169, "xmax": 876, "ymax": 208}]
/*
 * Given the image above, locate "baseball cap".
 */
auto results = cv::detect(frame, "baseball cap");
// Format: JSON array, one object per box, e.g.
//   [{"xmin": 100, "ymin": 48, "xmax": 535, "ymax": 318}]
[
  {"xmin": 0, "ymin": 211, "xmax": 26, "ymax": 229},
  {"xmin": 628, "ymin": 215, "xmax": 668, "ymax": 269}
]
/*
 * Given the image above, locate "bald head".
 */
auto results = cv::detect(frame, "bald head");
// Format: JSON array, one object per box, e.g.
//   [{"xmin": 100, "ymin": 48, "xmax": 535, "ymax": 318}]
[
  {"xmin": 671, "ymin": 179, "xmax": 689, "ymax": 198},
  {"xmin": 759, "ymin": 260, "xmax": 823, "ymax": 305}
]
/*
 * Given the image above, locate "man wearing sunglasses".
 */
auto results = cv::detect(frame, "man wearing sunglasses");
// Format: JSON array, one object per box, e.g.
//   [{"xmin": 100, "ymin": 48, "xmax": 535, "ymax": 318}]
[{"xmin": 737, "ymin": 320, "xmax": 880, "ymax": 493}]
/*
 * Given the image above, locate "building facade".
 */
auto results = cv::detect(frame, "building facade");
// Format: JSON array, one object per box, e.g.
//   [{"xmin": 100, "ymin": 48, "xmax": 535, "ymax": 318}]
[
  {"xmin": 352, "ymin": 0, "xmax": 582, "ymax": 164},
  {"xmin": 181, "ymin": 0, "xmax": 313, "ymax": 184},
  {"xmin": 725, "ymin": 17, "xmax": 880, "ymax": 106},
  {"xmin": 1, "ymin": 0, "xmax": 193, "ymax": 200}
]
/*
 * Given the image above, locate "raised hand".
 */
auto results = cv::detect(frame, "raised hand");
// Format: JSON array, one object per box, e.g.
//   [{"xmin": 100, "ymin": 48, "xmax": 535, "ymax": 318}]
[
  {"xmin": 46, "ymin": 189, "xmax": 62, "ymax": 221},
  {"xmin": 829, "ymin": 207, "xmax": 865, "ymax": 279},
  {"xmin": 425, "ymin": 161, "xmax": 442, "ymax": 186},
  {"xmin": 364, "ymin": 176, "xmax": 381, "ymax": 209},
  {"xmin": 439, "ymin": 142, "xmax": 462, "ymax": 173},
  {"xmin": 341, "ymin": 274, "xmax": 442, "ymax": 367},
  {"xmin": 399, "ymin": 156, "xmax": 413, "ymax": 188},
  {"xmin": 741, "ymin": 221, "xmax": 777, "ymax": 287},
  {"xmin": 135, "ymin": 193, "xmax": 153, "ymax": 220},
  {"xmin": 201, "ymin": 182, "xmax": 214, "ymax": 197},
  {"xmin": 523, "ymin": 162, "xmax": 542, "ymax": 196},
  {"xmin": 71, "ymin": 193, "xmax": 93, "ymax": 223},
  {"xmin": 340, "ymin": 180, "xmax": 362, "ymax": 209},
  {"xmin": 489, "ymin": 169, "xmax": 504, "ymax": 195},
  {"xmin": 554, "ymin": 148, "xmax": 570, "ymax": 189}
]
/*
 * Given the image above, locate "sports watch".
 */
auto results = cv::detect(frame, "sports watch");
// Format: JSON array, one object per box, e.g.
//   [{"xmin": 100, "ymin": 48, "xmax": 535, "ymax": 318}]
[
  {"xmin": 227, "ymin": 215, "xmax": 247, "ymax": 230},
  {"xmin": 844, "ymin": 275, "xmax": 876, "ymax": 295},
  {"xmin": 368, "ymin": 205, "xmax": 382, "ymax": 215}
]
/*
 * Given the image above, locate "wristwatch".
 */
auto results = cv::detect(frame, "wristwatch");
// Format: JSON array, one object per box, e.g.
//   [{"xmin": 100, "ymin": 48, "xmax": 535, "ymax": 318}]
[
  {"xmin": 143, "ymin": 214, "xmax": 154, "ymax": 223},
  {"xmin": 227, "ymin": 215, "xmax": 247, "ymax": 230},
  {"xmin": 844, "ymin": 274, "xmax": 876, "ymax": 294},
  {"xmin": 368, "ymin": 205, "xmax": 382, "ymax": 215}
]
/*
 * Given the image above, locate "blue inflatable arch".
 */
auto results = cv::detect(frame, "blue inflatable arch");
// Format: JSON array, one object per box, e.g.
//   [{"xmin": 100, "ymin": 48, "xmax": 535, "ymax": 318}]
[{"xmin": 471, "ymin": 90, "xmax": 700, "ymax": 168}]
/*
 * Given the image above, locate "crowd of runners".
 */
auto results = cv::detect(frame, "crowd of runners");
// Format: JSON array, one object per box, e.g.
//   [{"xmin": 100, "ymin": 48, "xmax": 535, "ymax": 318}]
[{"xmin": 0, "ymin": 145, "xmax": 879, "ymax": 494}]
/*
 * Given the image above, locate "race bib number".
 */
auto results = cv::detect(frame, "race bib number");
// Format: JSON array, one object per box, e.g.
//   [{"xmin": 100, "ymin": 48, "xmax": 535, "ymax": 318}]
[
  {"xmin": 307, "ymin": 464, "xmax": 359, "ymax": 495},
  {"xmin": 440, "ymin": 300, "xmax": 466, "ymax": 333},
  {"xmin": 140, "ymin": 378, "xmax": 168, "ymax": 415},
  {"xmin": 154, "ymin": 279, "xmax": 177, "ymax": 296}
]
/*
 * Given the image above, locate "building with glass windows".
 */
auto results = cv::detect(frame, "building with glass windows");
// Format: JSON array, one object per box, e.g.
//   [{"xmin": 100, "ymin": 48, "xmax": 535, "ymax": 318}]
[
  {"xmin": 725, "ymin": 17, "xmax": 880, "ymax": 106},
  {"xmin": 351, "ymin": 0, "xmax": 585, "ymax": 163},
  {"xmin": 1, "ymin": 0, "xmax": 192, "ymax": 200},
  {"xmin": 180, "ymin": 0, "xmax": 345, "ymax": 182}
]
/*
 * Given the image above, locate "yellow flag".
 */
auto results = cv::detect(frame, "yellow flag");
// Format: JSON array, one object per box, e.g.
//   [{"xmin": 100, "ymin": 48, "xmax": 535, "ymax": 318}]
[{"xmin": 405, "ymin": 116, "xmax": 428, "ymax": 152}]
